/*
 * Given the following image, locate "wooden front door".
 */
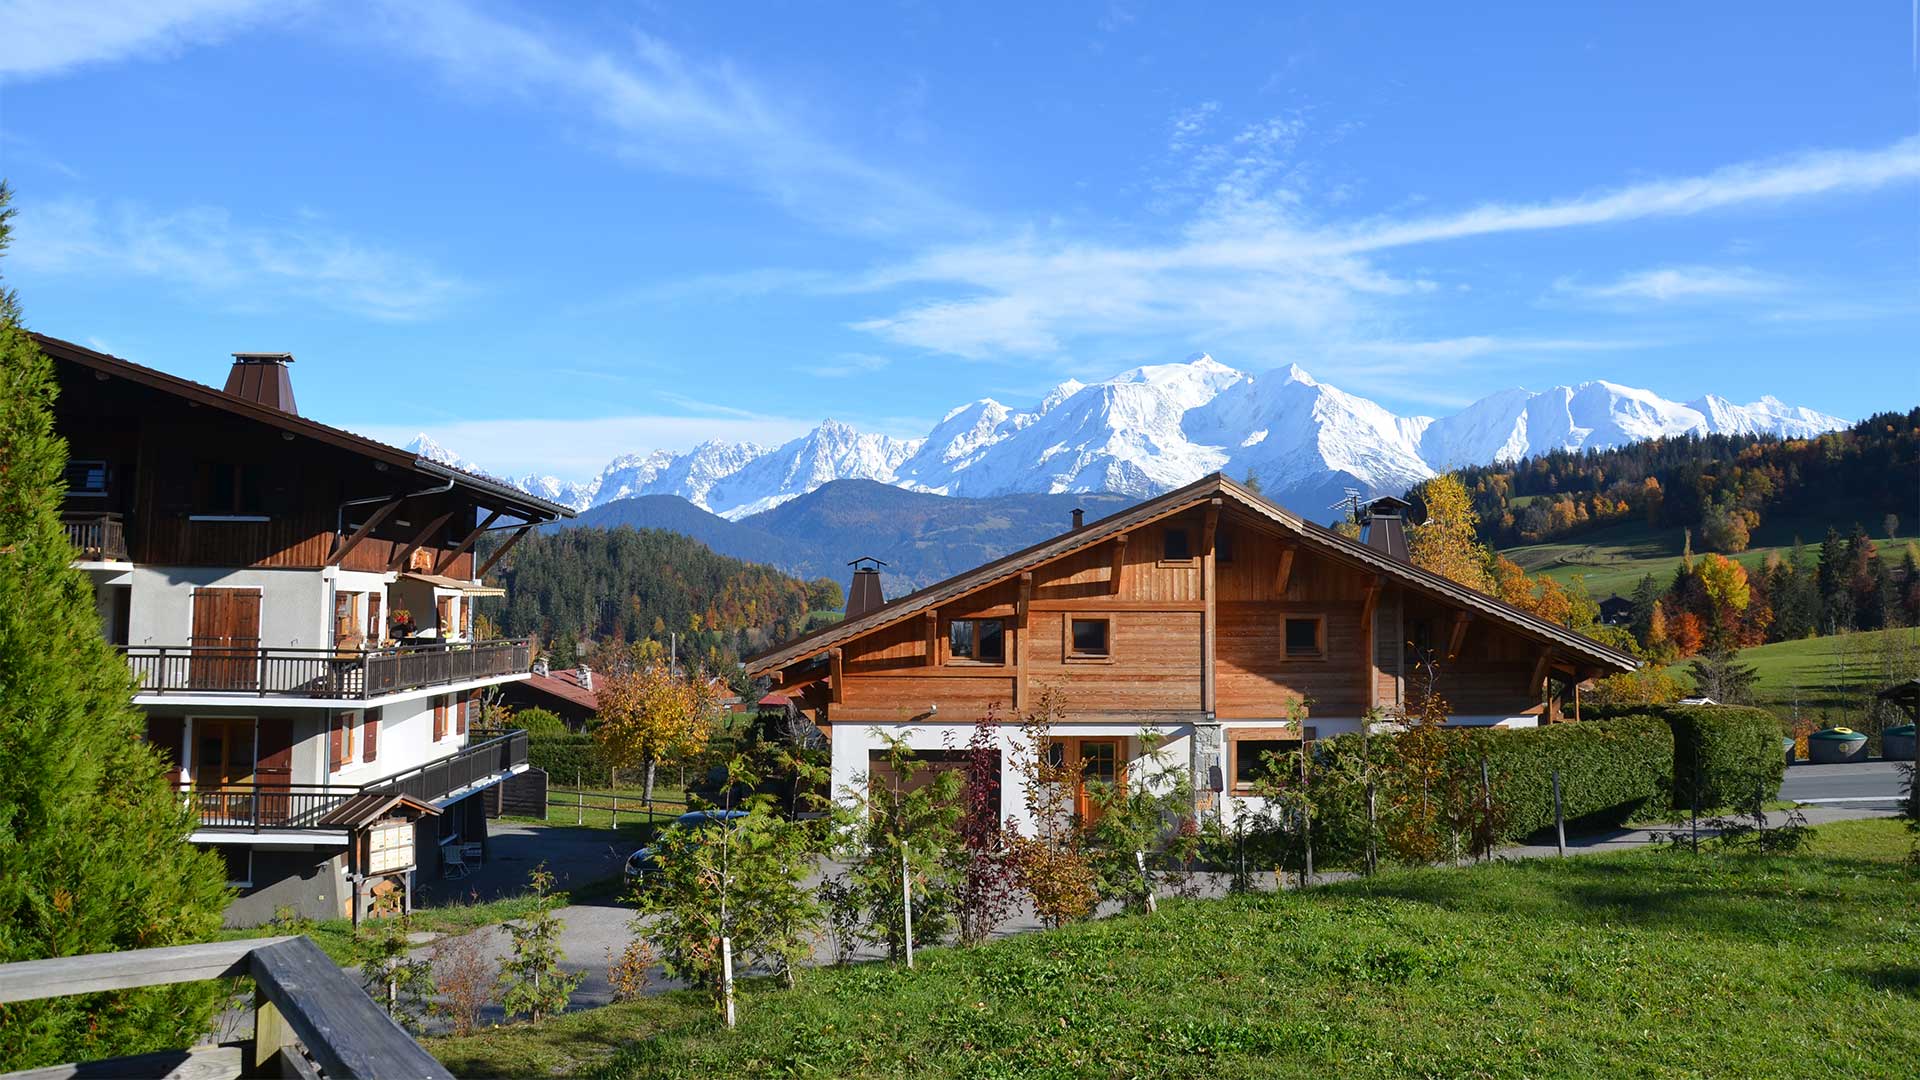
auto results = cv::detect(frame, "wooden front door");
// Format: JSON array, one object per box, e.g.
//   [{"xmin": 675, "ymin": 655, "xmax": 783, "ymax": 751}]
[
  {"xmin": 189, "ymin": 588, "xmax": 261, "ymax": 690},
  {"xmin": 193, "ymin": 717, "xmax": 256, "ymax": 823},
  {"xmin": 1073, "ymin": 738, "xmax": 1124, "ymax": 825}
]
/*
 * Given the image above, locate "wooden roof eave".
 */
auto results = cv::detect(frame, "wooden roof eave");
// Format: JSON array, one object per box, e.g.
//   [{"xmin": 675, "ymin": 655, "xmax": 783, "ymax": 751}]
[{"xmin": 35, "ymin": 333, "xmax": 574, "ymax": 522}]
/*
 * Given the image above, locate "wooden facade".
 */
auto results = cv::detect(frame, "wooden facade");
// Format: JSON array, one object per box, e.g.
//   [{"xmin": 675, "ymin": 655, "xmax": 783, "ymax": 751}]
[{"xmin": 750, "ymin": 476, "xmax": 1637, "ymax": 730}]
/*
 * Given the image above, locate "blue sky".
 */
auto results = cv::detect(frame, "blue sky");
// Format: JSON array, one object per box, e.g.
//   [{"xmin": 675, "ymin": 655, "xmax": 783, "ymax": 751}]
[{"xmin": 2, "ymin": 1, "xmax": 1915, "ymax": 480}]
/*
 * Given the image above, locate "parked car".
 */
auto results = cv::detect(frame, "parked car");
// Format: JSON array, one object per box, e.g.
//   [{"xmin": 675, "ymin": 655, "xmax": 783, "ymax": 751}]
[{"xmin": 623, "ymin": 809, "xmax": 750, "ymax": 883}]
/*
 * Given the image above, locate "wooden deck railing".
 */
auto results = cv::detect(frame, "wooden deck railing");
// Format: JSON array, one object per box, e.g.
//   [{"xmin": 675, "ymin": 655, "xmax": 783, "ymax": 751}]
[
  {"xmin": 61, "ymin": 511, "xmax": 128, "ymax": 561},
  {"xmin": 184, "ymin": 731, "xmax": 528, "ymax": 832},
  {"xmin": 121, "ymin": 638, "xmax": 532, "ymax": 700},
  {"xmin": 0, "ymin": 935, "xmax": 453, "ymax": 1080}
]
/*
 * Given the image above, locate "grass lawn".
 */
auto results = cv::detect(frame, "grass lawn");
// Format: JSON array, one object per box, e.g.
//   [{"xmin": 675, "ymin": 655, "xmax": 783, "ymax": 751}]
[
  {"xmin": 1667, "ymin": 626, "xmax": 1920, "ymax": 723},
  {"xmin": 429, "ymin": 818, "xmax": 1920, "ymax": 1079},
  {"xmin": 1501, "ymin": 517, "xmax": 1912, "ymax": 600}
]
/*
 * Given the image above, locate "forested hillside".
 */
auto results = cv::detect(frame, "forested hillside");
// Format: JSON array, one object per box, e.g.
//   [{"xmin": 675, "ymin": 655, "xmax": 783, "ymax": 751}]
[
  {"xmin": 482, "ymin": 527, "xmax": 840, "ymax": 672},
  {"xmin": 1425, "ymin": 408, "xmax": 1917, "ymax": 552}
]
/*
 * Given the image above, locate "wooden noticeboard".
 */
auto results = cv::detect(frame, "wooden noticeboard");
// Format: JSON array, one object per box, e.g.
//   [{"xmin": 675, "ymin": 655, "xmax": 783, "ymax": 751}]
[{"xmin": 368, "ymin": 820, "xmax": 415, "ymax": 875}]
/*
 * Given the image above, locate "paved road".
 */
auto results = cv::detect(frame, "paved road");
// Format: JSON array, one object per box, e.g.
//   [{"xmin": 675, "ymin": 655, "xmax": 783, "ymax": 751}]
[{"xmin": 1780, "ymin": 759, "xmax": 1910, "ymax": 806}]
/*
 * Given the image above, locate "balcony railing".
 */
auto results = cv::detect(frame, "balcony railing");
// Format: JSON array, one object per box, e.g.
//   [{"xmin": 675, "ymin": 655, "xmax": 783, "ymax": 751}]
[
  {"xmin": 123, "ymin": 638, "xmax": 532, "ymax": 699},
  {"xmin": 187, "ymin": 728, "xmax": 528, "ymax": 832},
  {"xmin": 63, "ymin": 511, "xmax": 128, "ymax": 561}
]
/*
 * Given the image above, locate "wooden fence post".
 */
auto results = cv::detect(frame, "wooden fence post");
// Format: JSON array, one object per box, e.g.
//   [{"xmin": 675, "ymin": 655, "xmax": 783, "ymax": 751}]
[
  {"xmin": 576, "ymin": 769, "xmax": 583, "ymax": 826},
  {"xmin": 901, "ymin": 840, "xmax": 915, "ymax": 969},
  {"xmin": 611, "ymin": 767, "xmax": 619, "ymax": 829}
]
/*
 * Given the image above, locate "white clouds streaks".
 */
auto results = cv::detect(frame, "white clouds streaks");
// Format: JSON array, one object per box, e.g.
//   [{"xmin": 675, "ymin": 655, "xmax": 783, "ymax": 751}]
[{"xmin": 0, "ymin": 0, "xmax": 275, "ymax": 79}]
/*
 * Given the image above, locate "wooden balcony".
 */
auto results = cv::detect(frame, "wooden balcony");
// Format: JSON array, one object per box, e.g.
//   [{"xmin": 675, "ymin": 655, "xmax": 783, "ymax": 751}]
[
  {"xmin": 186, "ymin": 729, "xmax": 529, "ymax": 833},
  {"xmin": 122, "ymin": 638, "xmax": 532, "ymax": 700},
  {"xmin": 62, "ymin": 511, "xmax": 128, "ymax": 561}
]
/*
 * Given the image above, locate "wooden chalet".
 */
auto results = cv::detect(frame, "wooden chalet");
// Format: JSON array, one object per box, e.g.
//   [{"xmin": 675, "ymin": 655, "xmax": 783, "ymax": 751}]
[
  {"xmin": 39, "ymin": 333, "xmax": 569, "ymax": 925},
  {"xmin": 745, "ymin": 474, "xmax": 1637, "ymax": 827}
]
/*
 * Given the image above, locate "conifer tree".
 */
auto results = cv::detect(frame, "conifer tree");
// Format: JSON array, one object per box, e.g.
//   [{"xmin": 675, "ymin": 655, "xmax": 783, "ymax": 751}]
[{"xmin": 0, "ymin": 184, "xmax": 230, "ymax": 1070}]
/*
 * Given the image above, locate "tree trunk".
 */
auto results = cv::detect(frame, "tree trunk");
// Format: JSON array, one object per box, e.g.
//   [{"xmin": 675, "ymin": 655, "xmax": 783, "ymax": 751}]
[{"xmin": 643, "ymin": 760, "xmax": 657, "ymax": 805}]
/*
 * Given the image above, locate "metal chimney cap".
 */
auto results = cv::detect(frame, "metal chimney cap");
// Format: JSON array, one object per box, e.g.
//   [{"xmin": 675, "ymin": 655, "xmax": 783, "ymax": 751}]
[
  {"xmin": 847, "ymin": 556, "xmax": 889, "ymax": 569},
  {"xmin": 231, "ymin": 352, "xmax": 295, "ymax": 362}
]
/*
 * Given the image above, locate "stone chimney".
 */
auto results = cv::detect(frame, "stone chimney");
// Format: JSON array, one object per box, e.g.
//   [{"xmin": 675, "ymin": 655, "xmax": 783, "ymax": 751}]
[
  {"xmin": 576, "ymin": 664, "xmax": 592, "ymax": 692},
  {"xmin": 846, "ymin": 557, "xmax": 887, "ymax": 619},
  {"xmin": 1071, "ymin": 507, "xmax": 1085, "ymax": 531},
  {"xmin": 1361, "ymin": 496, "xmax": 1412, "ymax": 562},
  {"xmin": 224, "ymin": 352, "xmax": 297, "ymax": 413},
  {"xmin": 532, "ymin": 656, "xmax": 550, "ymax": 678}
]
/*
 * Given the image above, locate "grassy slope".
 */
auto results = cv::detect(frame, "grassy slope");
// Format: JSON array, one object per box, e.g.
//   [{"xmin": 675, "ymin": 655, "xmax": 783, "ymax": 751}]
[
  {"xmin": 431, "ymin": 819, "xmax": 1920, "ymax": 1080},
  {"xmin": 1501, "ymin": 517, "xmax": 1911, "ymax": 600},
  {"xmin": 1667, "ymin": 626, "xmax": 1920, "ymax": 722}
]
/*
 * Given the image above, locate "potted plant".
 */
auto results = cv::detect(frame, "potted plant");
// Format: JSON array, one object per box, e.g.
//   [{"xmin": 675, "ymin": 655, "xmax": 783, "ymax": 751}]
[{"xmin": 389, "ymin": 609, "xmax": 416, "ymax": 640}]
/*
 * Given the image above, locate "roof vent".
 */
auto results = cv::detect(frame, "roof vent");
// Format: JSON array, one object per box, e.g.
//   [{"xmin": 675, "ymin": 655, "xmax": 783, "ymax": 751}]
[
  {"xmin": 846, "ymin": 556, "xmax": 887, "ymax": 619},
  {"xmin": 1361, "ymin": 495, "xmax": 1412, "ymax": 562},
  {"xmin": 224, "ymin": 352, "xmax": 297, "ymax": 414}
]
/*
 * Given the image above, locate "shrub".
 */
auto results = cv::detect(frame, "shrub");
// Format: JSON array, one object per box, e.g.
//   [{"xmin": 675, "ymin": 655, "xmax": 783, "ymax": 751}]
[
  {"xmin": 511, "ymin": 707, "xmax": 569, "ymax": 736},
  {"xmin": 497, "ymin": 865, "xmax": 582, "ymax": 1023},
  {"xmin": 528, "ymin": 733, "xmax": 611, "ymax": 787},
  {"xmin": 1658, "ymin": 705, "xmax": 1786, "ymax": 812}
]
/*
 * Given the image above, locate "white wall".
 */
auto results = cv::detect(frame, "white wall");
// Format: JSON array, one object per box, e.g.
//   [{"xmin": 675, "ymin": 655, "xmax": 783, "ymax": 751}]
[
  {"xmin": 128, "ymin": 566, "xmax": 328, "ymax": 649},
  {"xmin": 327, "ymin": 694, "xmax": 469, "ymax": 786}
]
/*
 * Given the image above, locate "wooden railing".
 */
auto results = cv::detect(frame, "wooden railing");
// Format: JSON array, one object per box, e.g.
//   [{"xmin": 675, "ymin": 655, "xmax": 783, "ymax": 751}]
[
  {"xmin": 61, "ymin": 511, "xmax": 128, "ymax": 561},
  {"xmin": 122, "ymin": 638, "xmax": 532, "ymax": 700},
  {"xmin": 184, "ymin": 731, "xmax": 528, "ymax": 832},
  {"xmin": 0, "ymin": 936, "xmax": 453, "ymax": 1079}
]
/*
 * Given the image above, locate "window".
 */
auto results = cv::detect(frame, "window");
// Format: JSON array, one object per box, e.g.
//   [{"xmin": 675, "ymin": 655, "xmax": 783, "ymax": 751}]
[
  {"xmin": 1162, "ymin": 527, "xmax": 1193, "ymax": 561},
  {"xmin": 1068, "ymin": 617, "xmax": 1111, "ymax": 659},
  {"xmin": 1405, "ymin": 618, "xmax": 1435, "ymax": 666},
  {"xmin": 330, "ymin": 711, "xmax": 357, "ymax": 771},
  {"xmin": 218, "ymin": 847, "xmax": 253, "ymax": 890},
  {"xmin": 194, "ymin": 461, "xmax": 267, "ymax": 517},
  {"xmin": 948, "ymin": 618, "xmax": 1006, "ymax": 664},
  {"xmin": 1230, "ymin": 729, "xmax": 1316, "ymax": 791},
  {"xmin": 1284, "ymin": 616, "xmax": 1323, "ymax": 658},
  {"xmin": 63, "ymin": 459, "xmax": 108, "ymax": 497}
]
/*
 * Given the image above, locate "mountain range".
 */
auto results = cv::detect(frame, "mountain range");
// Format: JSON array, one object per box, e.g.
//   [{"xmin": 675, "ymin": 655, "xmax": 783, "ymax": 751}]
[{"xmin": 408, "ymin": 354, "xmax": 1847, "ymax": 524}]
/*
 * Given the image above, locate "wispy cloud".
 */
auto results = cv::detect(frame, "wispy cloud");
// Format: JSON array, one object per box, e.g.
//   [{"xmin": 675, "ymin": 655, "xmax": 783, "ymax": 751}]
[
  {"xmin": 359, "ymin": 413, "xmax": 818, "ymax": 479},
  {"xmin": 12, "ymin": 197, "xmax": 465, "ymax": 320},
  {"xmin": 0, "ymin": 0, "xmax": 276, "ymax": 80},
  {"xmin": 846, "ymin": 135, "xmax": 1920, "ymax": 360},
  {"xmin": 1554, "ymin": 265, "xmax": 1786, "ymax": 304},
  {"xmin": 806, "ymin": 352, "xmax": 893, "ymax": 378},
  {"xmin": 363, "ymin": 0, "xmax": 967, "ymax": 235}
]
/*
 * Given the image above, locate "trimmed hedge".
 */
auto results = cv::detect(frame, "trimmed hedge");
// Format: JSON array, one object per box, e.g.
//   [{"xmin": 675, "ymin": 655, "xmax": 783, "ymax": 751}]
[
  {"xmin": 527, "ymin": 733, "xmax": 611, "ymax": 788},
  {"xmin": 1299, "ymin": 715, "xmax": 1673, "ymax": 865},
  {"xmin": 1584, "ymin": 703, "xmax": 1787, "ymax": 811}
]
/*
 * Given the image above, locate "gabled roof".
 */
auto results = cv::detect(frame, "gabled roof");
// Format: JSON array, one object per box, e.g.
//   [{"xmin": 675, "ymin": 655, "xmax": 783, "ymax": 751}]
[
  {"xmin": 33, "ymin": 333, "xmax": 574, "ymax": 522},
  {"xmin": 522, "ymin": 668, "xmax": 600, "ymax": 711},
  {"xmin": 744, "ymin": 472, "xmax": 1639, "ymax": 676},
  {"xmin": 317, "ymin": 791, "xmax": 441, "ymax": 829}
]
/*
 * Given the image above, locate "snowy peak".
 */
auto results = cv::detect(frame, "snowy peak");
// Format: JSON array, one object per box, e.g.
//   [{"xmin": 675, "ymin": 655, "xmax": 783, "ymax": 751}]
[{"xmin": 411, "ymin": 358, "xmax": 1847, "ymax": 524}]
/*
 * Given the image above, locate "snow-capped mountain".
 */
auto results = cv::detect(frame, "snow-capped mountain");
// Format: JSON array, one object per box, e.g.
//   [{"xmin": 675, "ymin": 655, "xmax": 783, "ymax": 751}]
[{"xmin": 408, "ymin": 357, "xmax": 1849, "ymax": 521}]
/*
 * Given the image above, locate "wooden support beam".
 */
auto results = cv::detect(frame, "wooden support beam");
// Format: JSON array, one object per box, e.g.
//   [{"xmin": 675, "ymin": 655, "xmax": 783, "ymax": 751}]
[
  {"xmin": 329, "ymin": 497, "xmax": 402, "ymax": 566},
  {"xmin": 1201, "ymin": 498, "xmax": 1222, "ymax": 555},
  {"xmin": 1016, "ymin": 573, "xmax": 1032, "ymax": 707},
  {"xmin": 473, "ymin": 524, "xmax": 532, "ymax": 580},
  {"xmin": 829, "ymin": 648, "xmax": 844, "ymax": 705},
  {"xmin": 1529, "ymin": 652, "xmax": 1552, "ymax": 698},
  {"xmin": 1109, "ymin": 533, "xmax": 1129, "ymax": 596},
  {"xmin": 387, "ymin": 511, "xmax": 454, "ymax": 572},
  {"xmin": 1445, "ymin": 611, "xmax": 1472, "ymax": 661},
  {"xmin": 1274, "ymin": 547, "xmax": 1295, "ymax": 598},
  {"xmin": 1016, "ymin": 572, "xmax": 1032, "ymax": 630},
  {"xmin": 923, "ymin": 610, "xmax": 938, "ymax": 667},
  {"xmin": 1360, "ymin": 577, "xmax": 1382, "ymax": 710},
  {"xmin": 435, "ymin": 508, "xmax": 503, "ymax": 575},
  {"xmin": 1201, "ymin": 507, "xmax": 1219, "ymax": 715}
]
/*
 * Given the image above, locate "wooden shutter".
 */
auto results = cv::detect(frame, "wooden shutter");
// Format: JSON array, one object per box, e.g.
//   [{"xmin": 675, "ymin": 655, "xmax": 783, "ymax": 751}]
[
  {"xmin": 190, "ymin": 588, "xmax": 262, "ymax": 690},
  {"xmin": 256, "ymin": 716, "xmax": 293, "ymax": 825},
  {"xmin": 329, "ymin": 716, "xmax": 345, "ymax": 771},
  {"xmin": 146, "ymin": 717, "xmax": 185, "ymax": 785},
  {"xmin": 363, "ymin": 709, "xmax": 380, "ymax": 763},
  {"xmin": 432, "ymin": 696, "xmax": 446, "ymax": 741},
  {"xmin": 457, "ymin": 690, "xmax": 473, "ymax": 735},
  {"xmin": 366, "ymin": 594, "xmax": 383, "ymax": 644}
]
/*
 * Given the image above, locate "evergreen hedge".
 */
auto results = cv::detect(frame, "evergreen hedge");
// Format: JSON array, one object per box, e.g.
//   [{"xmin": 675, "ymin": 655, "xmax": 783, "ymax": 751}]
[
  {"xmin": 528, "ymin": 734, "xmax": 611, "ymax": 788},
  {"xmin": 1585, "ymin": 703, "xmax": 1787, "ymax": 811}
]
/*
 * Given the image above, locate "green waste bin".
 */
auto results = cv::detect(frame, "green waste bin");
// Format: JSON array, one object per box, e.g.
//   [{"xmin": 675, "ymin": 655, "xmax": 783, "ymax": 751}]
[
  {"xmin": 1781, "ymin": 736, "xmax": 1796, "ymax": 765},
  {"xmin": 1807, "ymin": 727, "xmax": 1867, "ymax": 764},
  {"xmin": 1883, "ymin": 723, "xmax": 1916, "ymax": 762}
]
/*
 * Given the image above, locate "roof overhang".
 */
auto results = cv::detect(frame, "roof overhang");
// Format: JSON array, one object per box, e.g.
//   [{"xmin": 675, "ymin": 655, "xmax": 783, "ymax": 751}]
[
  {"xmin": 744, "ymin": 472, "xmax": 1639, "ymax": 678},
  {"xmin": 399, "ymin": 572, "xmax": 506, "ymax": 596}
]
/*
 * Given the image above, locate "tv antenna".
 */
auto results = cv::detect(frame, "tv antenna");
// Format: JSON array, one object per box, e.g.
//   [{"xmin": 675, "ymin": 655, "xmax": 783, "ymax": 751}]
[{"xmin": 1329, "ymin": 487, "xmax": 1365, "ymax": 524}]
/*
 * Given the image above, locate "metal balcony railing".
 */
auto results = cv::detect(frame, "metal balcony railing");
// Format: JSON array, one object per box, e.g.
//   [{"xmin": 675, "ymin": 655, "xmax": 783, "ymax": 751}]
[
  {"xmin": 184, "ymin": 729, "xmax": 528, "ymax": 832},
  {"xmin": 122, "ymin": 638, "xmax": 532, "ymax": 699}
]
